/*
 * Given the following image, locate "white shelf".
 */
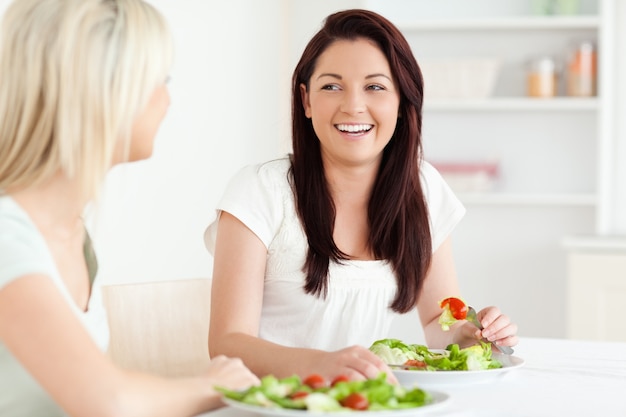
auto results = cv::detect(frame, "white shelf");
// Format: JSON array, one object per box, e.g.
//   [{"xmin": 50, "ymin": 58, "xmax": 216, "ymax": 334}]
[
  {"xmin": 561, "ymin": 235, "xmax": 626, "ymax": 252},
  {"xmin": 457, "ymin": 192, "xmax": 597, "ymax": 206},
  {"xmin": 424, "ymin": 97, "xmax": 599, "ymax": 112},
  {"xmin": 400, "ymin": 16, "xmax": 600, "ymax": 31}
]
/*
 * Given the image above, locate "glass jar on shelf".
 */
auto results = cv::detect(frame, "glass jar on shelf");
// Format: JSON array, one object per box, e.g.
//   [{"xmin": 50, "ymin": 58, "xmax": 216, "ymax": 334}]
[
  {"xmin": 566, "ymin": 41, "xmax": 597, "ymax": 97},
  {"xmin": 527, "ymin": 56, "xmax": 559, "ymax": 98}
]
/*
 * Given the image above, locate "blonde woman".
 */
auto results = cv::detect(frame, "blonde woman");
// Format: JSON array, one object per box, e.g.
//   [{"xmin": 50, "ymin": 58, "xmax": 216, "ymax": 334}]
[{"xmin": 0, "ymin": 0, "xmax": 258, "ymax": 416}]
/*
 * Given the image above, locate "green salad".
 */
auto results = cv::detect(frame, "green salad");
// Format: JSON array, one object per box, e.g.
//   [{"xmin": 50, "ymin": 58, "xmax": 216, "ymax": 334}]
[
  {"xmin": 217, "ymin": 372, "xmax": 433, "ymax": 412},
  {"xmin": 370, "ymin": 339, "xmax": 502, "ymax": 371}
]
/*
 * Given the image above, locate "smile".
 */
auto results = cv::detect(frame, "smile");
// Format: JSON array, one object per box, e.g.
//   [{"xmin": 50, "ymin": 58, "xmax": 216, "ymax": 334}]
[{"xmin": 335, "ymin": 124, "xmax": 373, "ymax": 134}]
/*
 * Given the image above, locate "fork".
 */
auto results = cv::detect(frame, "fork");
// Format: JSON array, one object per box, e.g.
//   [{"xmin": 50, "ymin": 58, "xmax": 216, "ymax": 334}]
[{"xmin": 467, "ymin": 306, "xmax": 514, "ymax": 355}]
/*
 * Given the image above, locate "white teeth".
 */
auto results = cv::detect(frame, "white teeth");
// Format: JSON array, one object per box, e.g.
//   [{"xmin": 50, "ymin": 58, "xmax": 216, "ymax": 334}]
[{"xmin": 336, "ymin": 124, "xmax": 373, "ymax": 133}]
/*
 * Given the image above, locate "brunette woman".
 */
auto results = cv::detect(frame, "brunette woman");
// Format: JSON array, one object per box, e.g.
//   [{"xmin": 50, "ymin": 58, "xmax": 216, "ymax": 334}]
[{"xmin": 205, "ymin": 9, "xmax": 518, "ymax": 381}]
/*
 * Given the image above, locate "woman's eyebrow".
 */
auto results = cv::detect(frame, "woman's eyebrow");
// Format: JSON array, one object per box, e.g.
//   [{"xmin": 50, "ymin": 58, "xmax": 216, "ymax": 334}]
[
  {"xmin": 366, "ymin": 73, "xmax": 392, "ymax": 81},
  {"xmin": 316, "ymin": 73, "xmax": 392, "ymax": 81},
  {"xmin": 316, "ymin": 73, "xmax": 341, "ymax": 80}
]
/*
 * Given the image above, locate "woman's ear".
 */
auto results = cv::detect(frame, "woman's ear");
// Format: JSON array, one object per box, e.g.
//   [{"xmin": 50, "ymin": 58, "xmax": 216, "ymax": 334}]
[{"xmin": 300, "ymin": 83, "xmax": 312, "ymax": 119}]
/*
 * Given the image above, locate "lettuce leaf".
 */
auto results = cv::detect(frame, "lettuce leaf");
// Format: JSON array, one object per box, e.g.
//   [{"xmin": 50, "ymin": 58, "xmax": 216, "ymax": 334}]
[
  {"xmin": 438, "ymin": 304, "xmax": 458, "ymax": 331},
  {"xmin": 369, "ymin": 339, "xmax": 421, "ymax": 364},
  {"xmin": 217, "ymin": 372, "xmax": 432, "ymax": 411},
  {"xmin": 370, "ymin": 339, "xmax": 502, "ymax": 371}
]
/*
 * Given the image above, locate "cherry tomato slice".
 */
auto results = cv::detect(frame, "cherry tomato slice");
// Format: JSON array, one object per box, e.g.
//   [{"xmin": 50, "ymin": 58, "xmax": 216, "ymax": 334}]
[
  {"xmin": 404, "ymin": 359, "xmax": 427, "ymax": 368},
  {"xmin": 340, "ymin": 393, "xmax": 369, "ymax": 410},
  {"xmin": 290, "ymin": 391, "xmax": 309, "ymax": 399},
  {"xmin": 440, "ymin": 297, "xmax": 468, "ymax": 320},
  {"xmin": 330, "ymin": 375, "xmax": 350, "ymax": 386},
  {"xmin": 303, "ymin": 374, "xmax": 326, "ymax": 389}
]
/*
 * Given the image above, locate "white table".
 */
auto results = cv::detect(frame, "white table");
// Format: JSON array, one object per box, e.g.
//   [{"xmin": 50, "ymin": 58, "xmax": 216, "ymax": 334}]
[{"xmin": 198, "ymin": 337, "xmax": 626, "ymax": 417}]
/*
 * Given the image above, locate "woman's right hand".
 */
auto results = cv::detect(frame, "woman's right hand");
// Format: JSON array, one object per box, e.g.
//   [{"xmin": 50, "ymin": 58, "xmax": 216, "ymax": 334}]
[
  {"xmin": 204, "ymin": 355, "xmax": 259, "ymax": 391},
  {"xmin": 310, "ymin": 346, "xmax": 397, "ymax": 384}
]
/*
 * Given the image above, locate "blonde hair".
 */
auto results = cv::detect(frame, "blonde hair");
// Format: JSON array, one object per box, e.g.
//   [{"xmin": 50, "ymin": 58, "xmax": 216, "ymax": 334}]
[{"xmin": 0, "ymin": 0, "xmax": 173, "ymax": 200}]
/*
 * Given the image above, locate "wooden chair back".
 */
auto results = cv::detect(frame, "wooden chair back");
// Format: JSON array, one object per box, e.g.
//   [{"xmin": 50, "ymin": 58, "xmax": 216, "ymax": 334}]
[{"xmin": 101, "ymin": 278, "xmax": 212, "ymax": 377}]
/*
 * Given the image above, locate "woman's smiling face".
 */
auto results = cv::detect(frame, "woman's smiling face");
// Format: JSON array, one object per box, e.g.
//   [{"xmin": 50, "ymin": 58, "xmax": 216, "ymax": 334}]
[{"xmin": 300, "ymin": 38, "xmax": 400, "ymax": 168}]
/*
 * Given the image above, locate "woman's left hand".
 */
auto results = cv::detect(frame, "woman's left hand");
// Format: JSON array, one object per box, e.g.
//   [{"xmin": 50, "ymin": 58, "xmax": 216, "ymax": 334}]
[
  {"xmin": 476, "ymin": 306, "xmax": 518, "ymax": 346},
  {"xmin": 459, "ymin": 306, "xmax": 518, "ymax": 349}
]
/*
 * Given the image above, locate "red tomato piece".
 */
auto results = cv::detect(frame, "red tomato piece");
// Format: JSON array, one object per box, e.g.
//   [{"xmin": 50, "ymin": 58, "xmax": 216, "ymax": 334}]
[
  {"xmin": 303, "ymin": 374, "xmax": 326, "ymax": 389},
  {"xmin": 290, "ymin": 391, "xmax": 309, "ymax": 399},
  {"xmin": 440, "ymin": 297, "xmax": 468, "ymax": 320},
  {"xmin": 340, "ymin": 393, "xmax": 369, "ymax": 410},
  {"xmin": 330, "ymin": 375, "xmax": 350, "ymax": 386},
  {"xmin": 404, "ymin": 359, "xmax": 427, "ymax": 368}
]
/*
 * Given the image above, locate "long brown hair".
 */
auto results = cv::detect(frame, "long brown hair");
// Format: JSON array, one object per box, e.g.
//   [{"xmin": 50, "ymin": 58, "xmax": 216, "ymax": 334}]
[{"xmin": 290, "ymin": 9, "xmax": 431, "ymax": 313}]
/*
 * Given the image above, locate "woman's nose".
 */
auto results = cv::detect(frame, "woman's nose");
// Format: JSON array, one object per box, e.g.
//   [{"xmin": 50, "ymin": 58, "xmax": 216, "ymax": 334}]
[{"xmin": 340, "ymin": 90, "xmax": 366, "ymax": 115}]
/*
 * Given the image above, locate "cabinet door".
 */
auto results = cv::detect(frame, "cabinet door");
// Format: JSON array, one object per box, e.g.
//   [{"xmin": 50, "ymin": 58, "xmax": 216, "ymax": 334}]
[{"xmin": 567, "ymin": 252, "xmax": 626, "ymax": 342}]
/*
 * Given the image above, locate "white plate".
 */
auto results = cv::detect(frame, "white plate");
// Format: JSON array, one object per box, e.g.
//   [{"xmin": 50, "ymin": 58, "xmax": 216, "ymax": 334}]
[
  {"xmin": 392, "ymin": 352, "xmax": 525, "ymax": 388},
  {"xmin": 223, "ymin": 391, "xmax": 450, "ymax": 417}
]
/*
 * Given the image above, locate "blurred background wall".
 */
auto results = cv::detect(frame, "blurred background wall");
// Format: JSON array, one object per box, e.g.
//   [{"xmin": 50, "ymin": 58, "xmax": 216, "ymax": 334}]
[{"xmin": 1, "ymin": 0, "xmax": 623, "ymax": 341}]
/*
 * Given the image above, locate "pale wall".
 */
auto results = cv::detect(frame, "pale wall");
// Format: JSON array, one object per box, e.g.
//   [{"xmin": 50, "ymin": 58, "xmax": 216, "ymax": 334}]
[{"xmin": 91, "ymin": 0, "xmax": 292, "ymax": 284}]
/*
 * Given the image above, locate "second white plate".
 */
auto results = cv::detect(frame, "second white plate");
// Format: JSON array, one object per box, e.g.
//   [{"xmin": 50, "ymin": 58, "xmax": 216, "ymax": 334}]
[{"xmin": 392, "ymin": 353, "xmax": 525, "ymax": 388}]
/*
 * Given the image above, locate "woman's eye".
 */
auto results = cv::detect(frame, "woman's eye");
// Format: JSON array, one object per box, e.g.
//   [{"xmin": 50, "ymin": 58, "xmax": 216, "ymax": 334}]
[
  {"xmin": 367, "ymin": 84, "xmax": 385, "ymax": 91},
  {"xmin": 321, "ymin": 84, "xmax": 340, "ymax": 91}
]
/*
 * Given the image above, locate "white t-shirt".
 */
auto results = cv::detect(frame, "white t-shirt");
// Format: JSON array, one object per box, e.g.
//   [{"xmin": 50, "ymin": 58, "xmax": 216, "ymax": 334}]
[
  {"xmin": 205, "ymin": 157, "xmax": 465, "ymax": 351},
  {"xmin": 0, "ymin": 196, "xmax": 109, "ymax": 417}
]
